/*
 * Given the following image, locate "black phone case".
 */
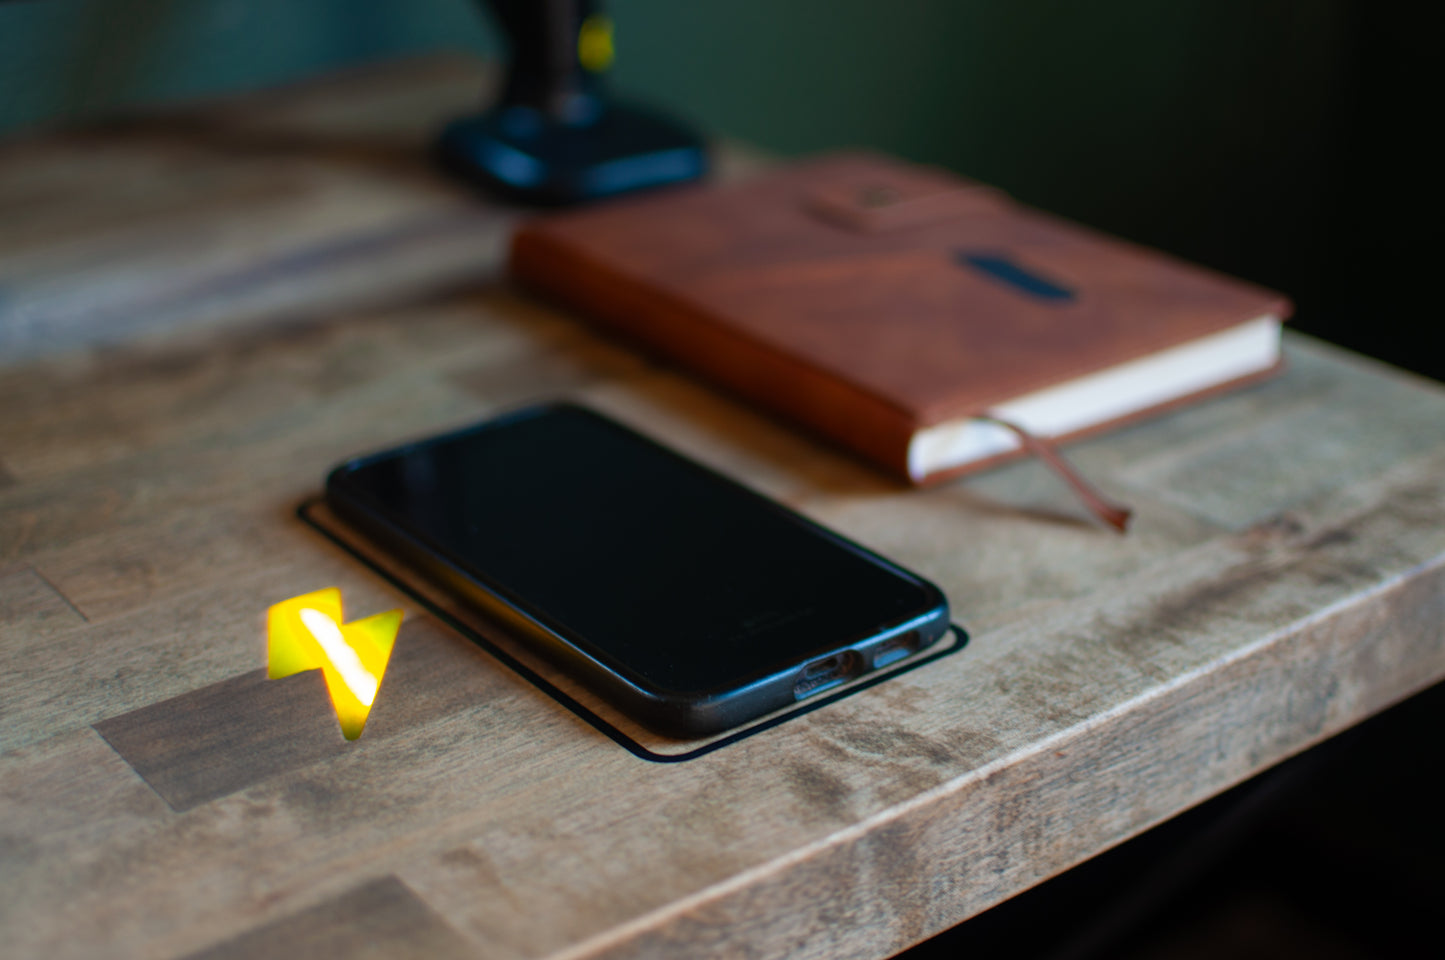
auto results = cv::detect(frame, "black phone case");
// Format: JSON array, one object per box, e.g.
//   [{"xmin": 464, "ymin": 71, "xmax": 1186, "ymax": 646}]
[{"xmin": 324, "ymin": 403, "xmax": 954, "ymax": 738}]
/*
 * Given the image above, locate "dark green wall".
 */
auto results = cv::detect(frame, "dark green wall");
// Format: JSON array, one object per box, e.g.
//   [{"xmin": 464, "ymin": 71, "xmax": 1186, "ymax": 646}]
[{"xmin": 0, "ymin": 0, "xmax": 493, "ymax": 131}]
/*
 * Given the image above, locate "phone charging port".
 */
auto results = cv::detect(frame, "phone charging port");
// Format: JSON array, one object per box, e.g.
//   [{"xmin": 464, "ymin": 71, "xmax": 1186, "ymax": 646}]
[
  {"xmin": 794, "ymin": 651, "xmax": 863, "ymax": 700},
  {"xmin": 871, "ymin": 632, "xmax": 920, "ymax": 669}
]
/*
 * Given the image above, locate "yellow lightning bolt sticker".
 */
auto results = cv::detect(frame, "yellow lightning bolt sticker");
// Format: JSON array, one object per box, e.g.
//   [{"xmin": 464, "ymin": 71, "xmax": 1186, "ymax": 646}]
[{"xmin": 267, "ymin": 588, "xmax": 402, "ymax": 740}]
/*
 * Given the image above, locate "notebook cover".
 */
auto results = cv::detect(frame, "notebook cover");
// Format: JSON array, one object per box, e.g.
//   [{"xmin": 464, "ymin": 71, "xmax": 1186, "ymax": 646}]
[{"xmin": 509, "ymin": 152, "xmax": 1293, "ymax": 483}]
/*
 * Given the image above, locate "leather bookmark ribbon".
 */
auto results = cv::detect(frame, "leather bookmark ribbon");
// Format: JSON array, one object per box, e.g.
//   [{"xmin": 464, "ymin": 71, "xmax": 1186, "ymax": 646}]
[{"xmin": 980, "ymin": 415, "xmax": 1134, "ymax": 534}]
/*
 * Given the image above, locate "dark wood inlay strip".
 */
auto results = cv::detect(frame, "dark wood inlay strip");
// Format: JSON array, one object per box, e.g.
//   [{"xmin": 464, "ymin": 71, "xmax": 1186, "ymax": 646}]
[
  {"xmin": 94, "ymin": 668, "xmax": 347, "ymax": 812},
  {"xmin": 92, "ymin": 618, "xmax": 493, "ymax": 811},
  {"xmin": 183, "ymin": 876, "xmax": 475, "ymax": 960}
]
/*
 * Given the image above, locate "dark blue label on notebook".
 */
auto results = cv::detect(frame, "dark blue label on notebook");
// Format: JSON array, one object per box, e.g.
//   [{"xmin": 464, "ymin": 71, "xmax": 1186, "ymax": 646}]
[{"xmin": 956, "ymin": 251, "xmax": 1075, "ymax": 302}]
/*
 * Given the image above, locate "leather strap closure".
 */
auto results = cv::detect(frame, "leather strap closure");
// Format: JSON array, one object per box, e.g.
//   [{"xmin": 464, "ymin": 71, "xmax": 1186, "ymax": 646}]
[{"xmin": 806, "ymin": 172, "xmax": 1007, "ymax": 233}]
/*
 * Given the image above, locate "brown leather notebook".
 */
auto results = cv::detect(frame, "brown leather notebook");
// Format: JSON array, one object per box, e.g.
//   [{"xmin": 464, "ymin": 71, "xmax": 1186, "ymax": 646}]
[{"xmin": 510, "ymin": 153, "xmax": 1292, "ymax": 486}]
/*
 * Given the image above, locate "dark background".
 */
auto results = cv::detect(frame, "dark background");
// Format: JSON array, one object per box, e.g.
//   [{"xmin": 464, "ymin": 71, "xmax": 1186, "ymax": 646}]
[{"xmin": 2, "ymin": 1, "xmax": 1436, "ymax": 956}]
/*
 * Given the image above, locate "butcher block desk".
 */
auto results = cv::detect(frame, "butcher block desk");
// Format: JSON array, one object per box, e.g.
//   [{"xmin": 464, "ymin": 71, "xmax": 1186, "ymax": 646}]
[{"xmin": 3, "ymin": 58, "xmax": 1444, "ymax": 960}]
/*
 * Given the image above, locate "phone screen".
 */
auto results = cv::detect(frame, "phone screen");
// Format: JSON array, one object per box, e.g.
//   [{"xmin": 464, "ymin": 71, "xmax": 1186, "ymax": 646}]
[{"xmin": 329, "ymin": 405, "xmax": 943, "ymax": 697}]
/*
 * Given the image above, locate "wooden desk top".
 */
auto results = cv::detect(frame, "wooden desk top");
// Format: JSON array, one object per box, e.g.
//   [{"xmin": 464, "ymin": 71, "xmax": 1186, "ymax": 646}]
[{"xmin": 3, "ymin": 57, "xmax": 1444, "ymax": 960}]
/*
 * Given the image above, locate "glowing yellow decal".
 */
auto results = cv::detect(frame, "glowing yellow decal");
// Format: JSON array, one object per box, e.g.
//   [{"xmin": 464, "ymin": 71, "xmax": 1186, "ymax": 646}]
[
  {"xmin": 578, "ymin": 14, "xmax": 615, "ymax": 72},
  {"xmin": 267, "ymin": 588, "xmax": 402, "ymax": 740}
]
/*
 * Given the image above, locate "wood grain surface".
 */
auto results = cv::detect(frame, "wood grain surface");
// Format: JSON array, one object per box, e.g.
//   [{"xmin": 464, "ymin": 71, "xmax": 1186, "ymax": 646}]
[{"xmin": 3, "ymin": 56, "xmax": 1445, "ymax": 960}]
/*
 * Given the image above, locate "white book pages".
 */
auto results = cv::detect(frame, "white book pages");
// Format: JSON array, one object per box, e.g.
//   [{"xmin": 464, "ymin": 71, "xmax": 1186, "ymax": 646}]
[{"xmin": 907, "ymin": 316, "xmax": 1282, "ymax": 481}]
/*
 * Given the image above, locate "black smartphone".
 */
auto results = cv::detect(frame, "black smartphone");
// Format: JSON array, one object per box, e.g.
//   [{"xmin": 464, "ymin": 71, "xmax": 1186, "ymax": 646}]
[{"xmin": 325, "ymin": 403, "xmax": 950, "ymax": 737}]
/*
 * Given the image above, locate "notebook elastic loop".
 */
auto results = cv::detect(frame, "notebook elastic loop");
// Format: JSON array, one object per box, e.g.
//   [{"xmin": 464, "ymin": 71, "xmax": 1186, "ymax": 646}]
[{"xmin": 979, "ymin": 414, "xmax": 1133, "ymax": 534}]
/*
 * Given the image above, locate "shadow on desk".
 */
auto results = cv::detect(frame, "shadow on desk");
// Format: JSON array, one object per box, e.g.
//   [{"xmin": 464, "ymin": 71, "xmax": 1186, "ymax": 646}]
[{"xmin": 898, "ymin": 680, "xmax": 1445, "ymax": 959}]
